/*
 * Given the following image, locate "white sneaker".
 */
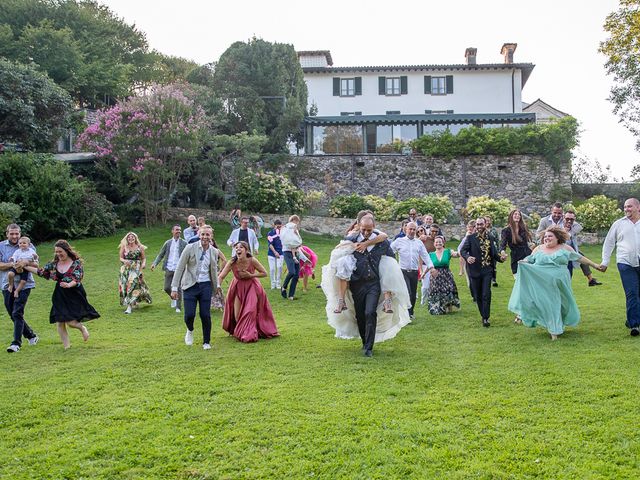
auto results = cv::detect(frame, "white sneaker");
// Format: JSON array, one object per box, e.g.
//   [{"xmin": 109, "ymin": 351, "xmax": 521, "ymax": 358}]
[
  {"xmin": 6, "ymin": 344, "xmax": 20, "ymax": 353},
  {"xmin": 203, "ymin": 343, "xmax": 211, "ymax": 350},
  {"xmin": 28, "ymin": 335, "xmax": 39, "ymax": 346},
  {"xmin": 124, "ymin": 306, "xmax": 132, "ymax": 314},
  {"xmin": 175, "ymin": 308, "xmax": 181, "ymax": 313},
  {"xmin": 171, "ymin": 299, "xmax": 177, "ymax": 308},
  {"xmin": 184, "ymin": 329, "xmax": 194, "ymax": 346}
]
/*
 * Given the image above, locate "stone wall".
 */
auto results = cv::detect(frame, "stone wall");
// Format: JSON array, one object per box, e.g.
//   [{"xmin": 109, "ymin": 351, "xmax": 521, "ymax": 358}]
[{"xmin": 222, "ymin": 153, "xmax": 571, "ymax": 215}]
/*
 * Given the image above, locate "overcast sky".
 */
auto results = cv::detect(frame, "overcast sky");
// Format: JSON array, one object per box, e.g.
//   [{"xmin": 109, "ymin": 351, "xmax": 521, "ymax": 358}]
[{"xmin": 103, "ymin": 0, "xmax": 635, "ymax": 179}]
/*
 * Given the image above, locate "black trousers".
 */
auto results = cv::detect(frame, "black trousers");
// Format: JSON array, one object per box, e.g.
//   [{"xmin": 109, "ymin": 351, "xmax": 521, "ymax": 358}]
[
  {"xmin": 350, "ymin": 279, "xmax": 381, "ymax": 351},
  {"xmin": 3, "ymin": 289, "xmax": 36, "ymax": 347},
  {"xmin": 401, "ymin": 269, "xmax": 419, "ymax": 316},
  {"xmin": 183, "ymin": 281, "xmax": 212, "ymax": 344},
  {"xmin": 470, "ymin": 271, "xmax": 493, "ymax": 320}
]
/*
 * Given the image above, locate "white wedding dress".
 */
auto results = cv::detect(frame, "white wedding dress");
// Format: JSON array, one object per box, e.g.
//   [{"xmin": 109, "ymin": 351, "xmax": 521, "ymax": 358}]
[{"xmin": 321, "ymin": 241, "xmax": 411, "ymax": 343}]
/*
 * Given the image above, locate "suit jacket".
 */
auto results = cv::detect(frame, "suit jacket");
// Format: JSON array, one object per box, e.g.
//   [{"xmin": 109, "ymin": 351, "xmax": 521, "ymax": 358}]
[
  {"xmin": 171, "ymin": 242, "xmax": 219, "ymax": 292},
  {"xmin": 345, "ymin": 234, "xmax": 394, "ymax": 283},
  {"xmin": 152, "ymin": 238, "xmax": 187, "ymax": 271},
  {"xmin": 460, "ymin": 232, "xmax": 503, "ymax": 278},
  {"xmin": 227, "ymin": 228, "xmax": 259, "ymax": 254}
]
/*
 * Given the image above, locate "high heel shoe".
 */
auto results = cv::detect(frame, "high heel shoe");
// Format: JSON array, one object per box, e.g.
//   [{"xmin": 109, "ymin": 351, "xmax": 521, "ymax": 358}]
[
  {"xmin": 333, "ymin": 298, "xmax": 347, "ymax": 314},
  {"xmin": 382, "ymin": 298, "xmax": 393, "ymax": 313}
]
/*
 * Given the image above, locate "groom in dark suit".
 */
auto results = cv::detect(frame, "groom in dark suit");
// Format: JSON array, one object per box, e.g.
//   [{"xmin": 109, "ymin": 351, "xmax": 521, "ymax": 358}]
[
  {"xmin": 460, "ymin": 217, "xmax": 505, "ymax": 327},
  {"xmin": 346, "ymin": 216, "xmax": 394, "ymax": 357}
]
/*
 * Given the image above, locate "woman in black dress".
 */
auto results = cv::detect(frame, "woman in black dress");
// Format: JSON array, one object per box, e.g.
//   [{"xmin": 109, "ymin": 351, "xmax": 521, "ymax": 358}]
[
  {"xmin": 500, "ymin": 209, "xmax": 533, "ymax": 277},
  {"xmin": 35, "ymin": 240, "xmax": 100, "ymax": 349}
]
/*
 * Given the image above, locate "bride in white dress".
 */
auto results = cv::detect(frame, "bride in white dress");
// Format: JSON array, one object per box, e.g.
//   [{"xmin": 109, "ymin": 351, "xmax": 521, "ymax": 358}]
[{"xmin": 321, "ymin": 220, "xmax": 411, "ymax": 343}]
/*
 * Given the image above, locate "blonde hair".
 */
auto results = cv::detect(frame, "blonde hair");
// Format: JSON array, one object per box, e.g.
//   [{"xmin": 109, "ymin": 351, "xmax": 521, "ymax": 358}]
[
  {"xmin": 288, "ymin": 215, "xmax": 300, "ymax": 223},
  {"xmin": 119, "ymin": 232, "xmax": 146, "ymax": 251}
]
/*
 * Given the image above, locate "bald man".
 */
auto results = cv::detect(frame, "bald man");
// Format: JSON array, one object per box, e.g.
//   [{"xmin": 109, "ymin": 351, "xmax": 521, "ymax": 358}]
[
  {"xmin": 602, "ymin": 198, "xmax": 640, "ymax": 336},
  {"xmin": 345, "ymin": 216, "xmax": 394, "ymax": 357}
]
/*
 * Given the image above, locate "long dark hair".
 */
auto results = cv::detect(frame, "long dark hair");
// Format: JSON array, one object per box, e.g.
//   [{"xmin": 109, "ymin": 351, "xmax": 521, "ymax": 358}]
[
  {"xmin": 508, "ymin": 209, "xmax": 531, "ymax": 244},
  {"xmin": 231, "ymin": 241, "xmax": 253, "ymax": 263},
  {"xmin": 54, "ymin": 239, "xmax": 81, "ymax": 263}
]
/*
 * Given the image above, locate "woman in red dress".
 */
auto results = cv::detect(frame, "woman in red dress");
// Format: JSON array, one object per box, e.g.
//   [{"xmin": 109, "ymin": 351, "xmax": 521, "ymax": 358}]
[{"xmin": 218, "ymin": 241, "xmax": 279, "ymax": 342}]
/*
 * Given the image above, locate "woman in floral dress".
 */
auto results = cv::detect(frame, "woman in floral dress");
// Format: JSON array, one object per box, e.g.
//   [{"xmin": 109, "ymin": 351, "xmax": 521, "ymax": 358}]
[
  {"xmin": 36, "ymin": 240, "xmax": 100, "ymax": 349},
  {"xmin": 118, "ymin": 232, "xmax": 152, "ymax": 314}
]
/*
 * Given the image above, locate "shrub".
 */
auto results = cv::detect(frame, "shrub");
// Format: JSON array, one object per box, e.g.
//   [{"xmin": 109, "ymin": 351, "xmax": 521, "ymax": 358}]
[
  {"xmin": 236, "ymin": 170, "xmax": 305, "ymax": 214},
  {"xmin": 411, "ymin": 117, "xmax": 579, "ymax": 172},
  {"xmin": 391, "ymin": 195, "xmax": 454, "ymax": 223},
  {"xmin": 465, "ymin": 196, "xmax": 515, "ymax": 227},
  {"xmin": 328, "ymin": 194, "xmax": 371, "ymax": 219},
  {"xmin": 0, "ymin": 202, "xmax": 22, "ymax": 228},
  {"xmin": 0, "ymin": 153, "xmax": 118, "ymax": 240},
  {"xmin": 575, "ymin": 195, "xmax": 622, "ymax": 232},
  {"xmin": 362, "ymin": 194, "xmax": 396, "ymax": 221},
  {"xmin": 304, "ymin": 190, "xmax": 326, "ymax": 212}
]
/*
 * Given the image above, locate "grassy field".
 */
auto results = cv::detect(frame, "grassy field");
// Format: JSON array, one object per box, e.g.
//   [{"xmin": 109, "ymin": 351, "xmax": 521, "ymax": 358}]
[{"xmin": 2, "ymin": 222, "xmax": 639, "ymax": 479}]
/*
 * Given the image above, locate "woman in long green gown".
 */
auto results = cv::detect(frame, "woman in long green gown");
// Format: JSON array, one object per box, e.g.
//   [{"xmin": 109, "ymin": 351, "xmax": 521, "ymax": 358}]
[{"xmin": 508, "ymin": 226, "xmax": 604, "ymax": 340}]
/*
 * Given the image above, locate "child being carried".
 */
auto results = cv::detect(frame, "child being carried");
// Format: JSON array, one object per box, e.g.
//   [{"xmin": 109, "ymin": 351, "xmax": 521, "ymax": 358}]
[{"xmin": 7, "ymin": 236, "xmax": 38, "ymax": 298}]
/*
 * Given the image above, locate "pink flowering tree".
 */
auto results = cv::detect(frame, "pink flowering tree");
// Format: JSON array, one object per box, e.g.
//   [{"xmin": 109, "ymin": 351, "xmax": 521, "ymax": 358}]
[{"xmin": 77, "ymin": 83, "xmax": 207, "ymax": 224}]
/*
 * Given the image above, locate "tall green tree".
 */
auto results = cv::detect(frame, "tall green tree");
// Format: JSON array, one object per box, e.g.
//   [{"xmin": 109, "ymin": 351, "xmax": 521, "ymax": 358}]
[
  {"xmin": 0, "ymin": 58, "xmax": 73, "ymax": 150},
  {"xmin": 0, "ymin": 0, "xmax": 154, "ymax": 107},
  {"xmin": 601, "ymin": 0, "xmax": 640, "ymax": 149},
  {"xmin": 213, "ymin": 38, "xmax": 307, "ymax": 153}
]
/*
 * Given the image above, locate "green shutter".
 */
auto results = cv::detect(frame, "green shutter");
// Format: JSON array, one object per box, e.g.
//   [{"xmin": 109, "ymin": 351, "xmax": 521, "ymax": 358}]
[
  {"xmin": 355, "ymin": 111, "xmax": 362, "ymax": 115},
  {"xmin": 379, "ymin": 76, "xmax": 386, "ymax": 95},
  {"xmin": 333, "ymin": 77, "xmax": 340, "ymax": 96},
  {"xmin": 355, "ymin": 77, "xmax": 362, "ymax": 95},
  {"xmin": 400, "ymin": 76, "xmax": 408, "ymax": 94},
  {"xmin": 425, "ymin": 109, "xmax": 433, "ymax": 114},
  {"xmin": 446, "ymin": 75, "xmax": 454, "ymax": 94},
  {"xmin": 424, "ymin": 76, "xmax": 432, "ymax": 94},
  {"xmin": 446, "ymin": 109, "xmax": 454, "ymax": 114}
]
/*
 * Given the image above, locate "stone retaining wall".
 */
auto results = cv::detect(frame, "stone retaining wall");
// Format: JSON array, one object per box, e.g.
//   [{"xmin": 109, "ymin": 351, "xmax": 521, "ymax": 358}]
[{"xmin": 222, "ymin": 153, "xmax": 572, "ymax": 215}]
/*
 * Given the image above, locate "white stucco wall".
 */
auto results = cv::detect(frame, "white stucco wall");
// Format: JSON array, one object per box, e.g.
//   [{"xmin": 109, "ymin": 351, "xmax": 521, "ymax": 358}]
[{"xmin": 305, "ymin": 68, "xmax": 524, "ymax": 116}]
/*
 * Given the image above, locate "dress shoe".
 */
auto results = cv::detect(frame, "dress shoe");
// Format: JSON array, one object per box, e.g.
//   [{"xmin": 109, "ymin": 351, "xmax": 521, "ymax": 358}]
[
  {"xmin": 482, "ymin": 318, "xmax": 490, "ymax": 328},
  {"xmin": 280, "ymin": 288, "xmax": 287, "ymax": 299},
  {"xmin": 631, "ymin": 327, "xmax": 640, "ymax": 337},
  {"xmin": 492, "ymin": 281, "xmax": 498, "ymax": 287},
  {"xmin": 588, "ymin": 278, "xmax": 602, "ymax": 286},
  {"xmin": 363, "ymin": 349, "xmax": 373, "ymax": 357}
]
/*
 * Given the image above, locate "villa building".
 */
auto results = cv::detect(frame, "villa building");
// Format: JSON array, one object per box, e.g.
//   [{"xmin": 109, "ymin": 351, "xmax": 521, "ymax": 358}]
[{"xmin": 298, "ymin": 44, "xmax": 537, "ymax": 154}]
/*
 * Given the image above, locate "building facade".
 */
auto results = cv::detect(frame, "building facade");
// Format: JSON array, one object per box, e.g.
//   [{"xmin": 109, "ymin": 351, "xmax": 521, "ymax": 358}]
[{"xmin": 298, "ymin": 44, "xmax": 537, "ymax": 155}]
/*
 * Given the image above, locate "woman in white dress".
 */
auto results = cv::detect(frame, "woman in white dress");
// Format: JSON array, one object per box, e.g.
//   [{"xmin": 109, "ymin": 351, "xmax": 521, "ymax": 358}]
[{"xmin": 321, "ymin": 213, "xmax": 411, "ymax": 343}]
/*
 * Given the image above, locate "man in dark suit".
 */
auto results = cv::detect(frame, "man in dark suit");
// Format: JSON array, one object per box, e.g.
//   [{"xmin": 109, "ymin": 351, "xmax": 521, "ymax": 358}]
[
  {"xmin": 460, "ymin": 217, "xmax": 505, "ymax": 327},
  {"xmin": 346, "ymin": 216, "xmax": 394, "ymax": 357}
]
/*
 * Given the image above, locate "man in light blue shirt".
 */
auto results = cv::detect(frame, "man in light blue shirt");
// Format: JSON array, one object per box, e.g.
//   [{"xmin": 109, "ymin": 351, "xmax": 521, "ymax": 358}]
[
  {"xmin": 0, "ymin": 224, "xmax": 39, "ymax": 352},
  {"xmin": 601, "ymin": 198, "xmax": 640, "ymax": 336}
]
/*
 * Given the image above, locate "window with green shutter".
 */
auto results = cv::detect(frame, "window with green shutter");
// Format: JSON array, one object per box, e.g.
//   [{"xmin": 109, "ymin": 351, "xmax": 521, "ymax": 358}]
[
  {"xmin": 355, "ymin": 77, "xmax": 362, "ymax": 95},
  {"xmin": 446, "ymin": 75, "xmax": 454, "ymax": 94}
]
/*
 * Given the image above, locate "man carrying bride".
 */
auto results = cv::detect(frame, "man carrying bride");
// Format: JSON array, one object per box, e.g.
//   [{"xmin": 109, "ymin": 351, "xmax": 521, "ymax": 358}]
[{"xmin": 322, "ymin": 212, "xmax": 411, "ymax": 357}]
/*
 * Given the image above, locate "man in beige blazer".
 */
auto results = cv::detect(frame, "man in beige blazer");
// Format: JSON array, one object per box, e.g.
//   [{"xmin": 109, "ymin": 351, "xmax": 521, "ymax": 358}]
[{"xmin": 171, "ymin": 225, "xmax": 221, "ymax": 350}]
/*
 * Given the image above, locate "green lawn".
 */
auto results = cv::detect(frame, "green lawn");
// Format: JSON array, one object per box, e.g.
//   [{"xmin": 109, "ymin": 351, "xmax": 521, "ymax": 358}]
[{"xmin": 2, "ymin": 223, "xmax": 639, "ymax": 479}]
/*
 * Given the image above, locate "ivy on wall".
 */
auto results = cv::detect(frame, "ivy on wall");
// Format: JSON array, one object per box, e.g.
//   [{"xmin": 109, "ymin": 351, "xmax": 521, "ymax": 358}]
[{"xmin": 411, "ymin": 117, "xmax": 578, "ymax": 172}]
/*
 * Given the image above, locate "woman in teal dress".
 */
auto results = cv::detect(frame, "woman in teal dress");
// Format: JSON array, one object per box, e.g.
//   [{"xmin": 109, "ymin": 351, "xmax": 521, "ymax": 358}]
[
  {"xmin": 427, "ymin": 236, "xmax": 461, "ymax": 315},
  {"xmin": 508, "ymin": 226, "xmax": 604, "ymax": 340}
]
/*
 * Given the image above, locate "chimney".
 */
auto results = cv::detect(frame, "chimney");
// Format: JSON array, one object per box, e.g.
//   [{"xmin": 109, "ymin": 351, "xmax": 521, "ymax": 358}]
[
  {"xmin": 500, "ymin": 43, "xmax": 517, "ymax": 64},
  {"xmin": 465, "ymin": 47, "xmax": 477, "ymax": 65}
]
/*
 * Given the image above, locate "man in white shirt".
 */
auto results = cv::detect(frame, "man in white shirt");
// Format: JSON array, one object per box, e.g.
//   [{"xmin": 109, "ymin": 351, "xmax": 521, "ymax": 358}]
[
  {"xmin": 227, "ymin": 217, "xmax": 259, "ymax": 256},
  {"xmin": 601, "ymin": 198, "xmax": 640, "ymax": 336},
  {"xmin": 183, "ymin": 215, "xmax": 198, "ymax": 242},
  {"xmin": 172, "ymin": 226, "xmax": 221, "ymax": 350},
  {"xmin": 151, "ymin": 225, "xmax": 187, "ymax": 313},
  {"xmin": 391, "ymin": 222, "xmax": 435, "ymax": 318}
]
